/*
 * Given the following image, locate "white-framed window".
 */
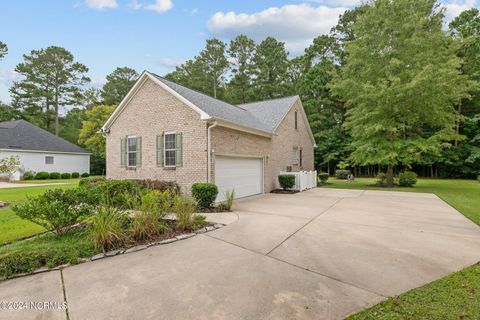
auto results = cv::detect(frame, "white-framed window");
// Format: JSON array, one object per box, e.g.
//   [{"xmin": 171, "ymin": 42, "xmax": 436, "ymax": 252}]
[
  {"xmin": 127, "ymin": 136, "xmax": 138, "ymax": 167},
  {"xmin": 292, "ymin": 146, "xmax": 299, "ymax": 165},
  {"xmin": 45, "ymin": 156, "xmax": 54, "ymax": 165},
  {"xmin": 164, "ymin": 132, "xmax": 177, "ymax": 167}
]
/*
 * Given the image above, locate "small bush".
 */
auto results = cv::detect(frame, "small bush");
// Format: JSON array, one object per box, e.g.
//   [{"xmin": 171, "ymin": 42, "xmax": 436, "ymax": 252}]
[
  {"xmin": 83, "ymin": 180, "xmax": 140, "ymax": 208},
  {"xmin": 278, "ymin": 175, "xmax": 295, "ymax": 190},
  {"xmin": 23, "ymin": 171, "xmax": 34, "ymax": 180},
  {"xmin": 477, "ymin": 174, "xmax": 480, "ymax": 183},
  {"xmin": 129, "ymin": 190, "xmax": 168, "ymax": 241},
  {"xmin": 13, "ymin": 189, "xmax": 96, "ymax": 234},
  {"xmin": 398, "ymin": 171, "xmax": 418, "ymax": 187},
  {"xmin": 71, "ymin": 172, "xmax": 80, "ymax": 179},
  {"xmin": 173, "ymin": 196, "xmax": 197, "ymax": 231},
  {"xmin": 85, "ymin": 206, "xmax": 126, "ymax": 252},
  {"xmin": 61, "ymin": 173, "xmax": 71, "ymax": 179},
  {"xmin": 318, "ymin": 172, "xmax": 329, "ymax": 184},
  {"xmin": 376, "ymin": 172, "xmax": 387, "ymax": 185},
  {"xmin": 79, "ymin": 176, "xmax": 106, "ymax": 187},
  {"xmin": 219, "ymin": 189, "xmax": 235, "ymax": 211},
  {"xmin": 49, "ymin": 172, "xmax": 61, "ymax": 179},
  {"xmin": 191, "ymin": 183, "xmax": 218, "ymax": 208},
  {"xmin": 335, "ymin": 170, "xmax": 350, "ymax": 180},
  {"xmin": 81, "ymin": 172, "xmax": 90, "ymax": 178},
  {"xmin": 133, "ymin": 179, "xmax": 181, "ymax": 194},
  {"xmin": 34, "ymin": 171, "xmax": 49, "ymax": 180}
]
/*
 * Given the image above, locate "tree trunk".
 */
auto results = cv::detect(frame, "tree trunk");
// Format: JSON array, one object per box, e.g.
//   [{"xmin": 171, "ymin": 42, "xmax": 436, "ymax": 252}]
[
  {"xmin": 386, "ymin": 164, "xmax": 394, "ymax": 187},
  {"xmin": 454, "ymin": 100, "xmax": 462, "ymax": 147}
]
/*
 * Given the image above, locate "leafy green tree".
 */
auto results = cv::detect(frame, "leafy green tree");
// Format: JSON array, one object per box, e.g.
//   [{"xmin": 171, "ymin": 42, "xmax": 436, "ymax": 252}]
[
  {"xmin": 198, "ymin": 38, "xmax": 228, "ymax": 99},
  {"xmin": 331, "ymin": 0, "xmax": 473, "ymax": 186},
  {"xmin": 226, "ymin": 35, "xmax": 256, "ymax": 103},
  {"xmin": 165, "ymin": 58, "xmax": 208, "ymax": 93},
  {"xmin": 59, "ymin": 108, "xmax": 86, "ymax": 145},
  {"xmin": 252, "ymin": 37, "xmax": 289, "ymax": 100},
  {"xmin": 79, "ymin": 104, "xmax": 115, "ymax": 156},
  {"xmin": 0, "ymin": 41, "xmax": 7, "ymax": 60},
  {"xmin": 0, "ymin": 101, "xmax": 18, "ymax": 121},
  {"xmin": 10, "ymin": 46, "xmax": 90, "ymax": 135},
  {"xmin": 101, "ymin": 67, "xmax": 138, "ymax": 105}
]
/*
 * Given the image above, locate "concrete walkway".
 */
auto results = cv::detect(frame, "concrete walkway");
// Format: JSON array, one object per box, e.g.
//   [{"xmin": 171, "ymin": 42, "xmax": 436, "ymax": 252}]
[{"xmin": 2, "ymin": 188, "xmax": 480, "ymax": 320}]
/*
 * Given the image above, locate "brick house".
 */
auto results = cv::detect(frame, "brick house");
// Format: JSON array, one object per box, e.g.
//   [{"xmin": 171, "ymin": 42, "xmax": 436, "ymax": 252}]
[{"xmin": 101, "ymin": 71, "xmax": 315, "ymax": 201}]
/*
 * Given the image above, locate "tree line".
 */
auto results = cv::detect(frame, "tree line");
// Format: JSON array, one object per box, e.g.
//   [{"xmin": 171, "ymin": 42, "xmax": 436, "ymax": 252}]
[{"xmin": 0, "ymin": 0, "xmax": 479, "ymax": 181}]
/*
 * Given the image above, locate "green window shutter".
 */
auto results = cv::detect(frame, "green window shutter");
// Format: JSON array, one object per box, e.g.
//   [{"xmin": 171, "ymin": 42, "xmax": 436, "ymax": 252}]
[
  {"xmin": 120, "ymin": 138, "xmax": 126, "ymax": 167},
  {"xmin": 175, "ymin": 132, "xmax": 182, "ymax": 167},
  {"xmin": 136, "ymin": 137, "xmax": 142, "ymax": 167},
  {"xmin": 156, "ymin": 134, "xmax": 164, "ymax": 167}
]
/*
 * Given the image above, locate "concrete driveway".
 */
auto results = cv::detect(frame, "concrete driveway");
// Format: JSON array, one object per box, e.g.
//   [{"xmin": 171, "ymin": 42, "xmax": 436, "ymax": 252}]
[{"xmin": 2, "ymin": 188, "xmax": 480, "ymax": 320}]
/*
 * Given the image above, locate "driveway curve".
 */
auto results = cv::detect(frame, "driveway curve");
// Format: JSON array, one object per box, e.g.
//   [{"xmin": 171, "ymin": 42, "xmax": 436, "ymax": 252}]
[{"xmin": 1, "ymin": 188, "xmax": 480, "ymax": 320}]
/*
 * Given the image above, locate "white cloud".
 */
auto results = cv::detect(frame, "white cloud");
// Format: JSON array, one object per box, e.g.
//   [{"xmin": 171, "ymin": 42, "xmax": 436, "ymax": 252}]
[
  {"xmin": 311, "ymin": 0, "xmax": 362, "ymax": 7},
  {"xmin": 84, "ymin": 0, "xmax": 118, "ymax": 9},
  {"xmin": 0, "ymin": 69, "xmax": 22, "ymax": 86},
  {"xmin": 443, "ymin": 0, "xmax": 477, "ymax": 23},
  {"xmin": 145, "ymin": 0, "xmax": 173, "ymax": 13},
  {"xmin": 157, "ymin": 58, "xmax": 184, "ymax": 68},
  {"xmin": 128, "ymin": 0, "xmax": 142, "ymax": 10},
  {"xmin": 207, "ymin": 3, "xmax": 347, "ymax": 55}
]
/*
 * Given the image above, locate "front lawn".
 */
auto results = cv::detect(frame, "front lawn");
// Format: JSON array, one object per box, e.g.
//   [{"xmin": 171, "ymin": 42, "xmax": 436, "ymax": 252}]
[
  {"xmin": 0, "ymin": 180, "xmax": 81, "ymax": 244},
  {"xmin": 320, "ymin": 178, "xmax": 480, "ymax": 319}
]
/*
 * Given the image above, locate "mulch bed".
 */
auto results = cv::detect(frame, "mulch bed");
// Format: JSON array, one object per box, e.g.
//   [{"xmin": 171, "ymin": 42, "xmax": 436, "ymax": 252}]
[{"xmin": 270, "ymin": 189, "xmax": 300, "ymax": 194}]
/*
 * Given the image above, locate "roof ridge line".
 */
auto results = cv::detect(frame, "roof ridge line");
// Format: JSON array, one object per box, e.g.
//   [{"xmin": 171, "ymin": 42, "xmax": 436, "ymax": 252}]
[
  {"xmin": 237, "ymin": 95, "xmax": 299, "ymax": 106},
  {"xmin": 149, "ymin": 72, "xmax": 249, "ymax": 112}
]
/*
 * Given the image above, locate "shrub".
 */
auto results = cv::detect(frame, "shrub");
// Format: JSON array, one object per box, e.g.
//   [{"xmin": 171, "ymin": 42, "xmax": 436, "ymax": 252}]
[
  {"xmin": 23, "ymin": 171, "xmax": 34, "ymax": 180},
  {"xmin": 13, "ymin": 189, "xmax": 96, "ymax": 234},
  {"xmin": 61, "ymin": 173, "xmax": 71, "ymax": 179},
  {"xmin": 79, "ymin": 176, "xmax": 106, "ymax": 187},
  {"xmin": 49, "ymin": 172, "xmax": 61, "ymax": 179},
  {"xmin": 478, "ymin": 174, "xmax": 480, "ymax": 183},
  {"xmin": 34, "ymin": 171, "xmax": 49, "ymax": 180},
  {"xmin": 129, "ymin": 190, "xmax": 168, "ymax": 241},
  {"xmin": 318, "ymin": 172, "xmax": 329, "ymax": 184},
  {"xmin": 278, "ymin": 175, "xmax": 295, "ymax": 190},
  {"xmin": 134, "ymin": 179, "xmax": 181, "ymax": 194},
  {"xmin": 398, "ymin": 171, "xmax": 418, "ymax": 187},
  {"xmin": 376, "ymin": 172, "xmax": 387, "ymax": 185},
  {"xmin": 81, "ymin": 172, "xmax": 90, "ymax": 178},
  {"xmin": 191, "ymin": 183, "xmax": 218, "ymax": 208},
  {"xmin": 173, "ymin": 196, "xmax": 197, "ymax": 231},
  {"xmin": 71, "ymin": 172, "xmax": 80, "ymax": 179},
  {"xmin": 85, "ymin": 206, "xmax": 126, "ymax": 252},
  {"xmin": 335, "ymin": 170, "xmax": 350, "ymax": 180},
  {"xmin": 218, "ymin": 189, "xmax": 235, "ymax": 211},
  {"xmin": 84, "ymin": 180, "xmax": 141, "ymax": 209}
]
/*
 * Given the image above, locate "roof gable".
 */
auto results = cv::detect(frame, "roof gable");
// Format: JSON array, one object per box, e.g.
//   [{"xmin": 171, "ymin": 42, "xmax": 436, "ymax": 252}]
[
  {"xmin": 0, "ymin": 120, "xmax": 88, "ymax": 154},
  {"xmin": 102, "ymin": 70, "xmax": 315, "ymax": 144}
]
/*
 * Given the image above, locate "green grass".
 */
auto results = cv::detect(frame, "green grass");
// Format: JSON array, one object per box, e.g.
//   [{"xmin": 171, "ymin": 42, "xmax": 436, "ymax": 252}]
[
  {"xmin": 320, "ymin": 178, "xmax": 480, "ymax": 319},
  {"xmin": 0, "ymin": 179, "xmax": 80, "ymax": 244},
  {"xmin": 0, "ymin": 229, "xmax": 96, "ymax": 279}
]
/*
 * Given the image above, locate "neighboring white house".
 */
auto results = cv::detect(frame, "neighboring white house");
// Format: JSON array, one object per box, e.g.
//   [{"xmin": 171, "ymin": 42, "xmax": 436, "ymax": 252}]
[{"xmin": 0, "ymin": 120, "xmax": 90, "ymax": 181}]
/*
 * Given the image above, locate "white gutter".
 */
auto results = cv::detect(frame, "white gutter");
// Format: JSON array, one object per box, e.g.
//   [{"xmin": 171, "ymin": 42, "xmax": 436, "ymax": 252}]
[{"xmin": 207, "ymin": 121, "xmax": 218, "ymax": 183}]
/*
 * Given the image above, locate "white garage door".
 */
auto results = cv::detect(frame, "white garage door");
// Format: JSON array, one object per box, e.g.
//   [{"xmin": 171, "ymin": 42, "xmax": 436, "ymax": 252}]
[{"xmin": 215, "ymin": 156, "xmax": 263, "ymax": 202}]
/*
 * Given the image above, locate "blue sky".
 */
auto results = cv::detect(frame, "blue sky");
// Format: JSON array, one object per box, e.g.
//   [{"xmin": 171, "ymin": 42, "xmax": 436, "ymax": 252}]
[{"xmin": 0, "ymin": 0, "xmax": 478, "ymax": 103}]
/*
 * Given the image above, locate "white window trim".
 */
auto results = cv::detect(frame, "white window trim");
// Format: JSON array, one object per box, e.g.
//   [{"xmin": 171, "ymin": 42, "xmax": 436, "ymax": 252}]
[
  {"xmin": 164, "ymin": 131, "xmax": 177, "ymax": 168},
  {"xmin": 127, "ymin": 135, "xmax": 137, "ymax": 168}
]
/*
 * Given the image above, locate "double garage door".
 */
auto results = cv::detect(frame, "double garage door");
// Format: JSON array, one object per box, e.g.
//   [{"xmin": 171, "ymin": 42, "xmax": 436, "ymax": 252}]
[{"xmin": 214, "ymin": 156, "xmax": 263, "ymax": 202}]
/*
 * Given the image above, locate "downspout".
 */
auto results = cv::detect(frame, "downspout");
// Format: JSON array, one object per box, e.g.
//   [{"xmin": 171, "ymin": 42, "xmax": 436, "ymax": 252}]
[{"xmin": 207, "ymin": 121, "xmax": 218, "ymax": 183}]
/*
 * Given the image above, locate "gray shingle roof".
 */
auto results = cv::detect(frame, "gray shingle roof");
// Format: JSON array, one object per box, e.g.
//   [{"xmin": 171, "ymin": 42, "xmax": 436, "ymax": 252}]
[
  {"xmin": 0, "ymin": 120, "xmax": 88, "ymax": 154},
  {"xmin": 150, "ymin": 73, "xmax": 298, "ymax": 133}
]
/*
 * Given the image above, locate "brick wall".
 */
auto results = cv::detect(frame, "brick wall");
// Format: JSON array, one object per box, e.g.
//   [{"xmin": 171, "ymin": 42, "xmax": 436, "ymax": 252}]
[{"xmin": 105, "ymin": 78, "xmax": 208, "ymax": 193}]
